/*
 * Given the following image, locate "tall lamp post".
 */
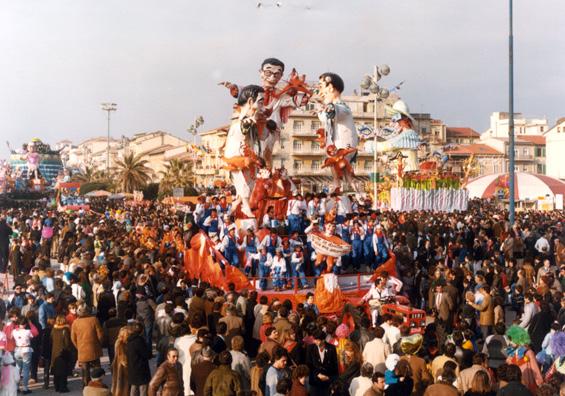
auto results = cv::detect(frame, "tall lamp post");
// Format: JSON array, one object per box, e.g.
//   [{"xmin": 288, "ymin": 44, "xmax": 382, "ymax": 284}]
[
  {"xmin": 360, "ymin": 65, "xmax": 391, "ymax": 210},
  {"xmin": 187, "ymin": 116, "xmax": 205, "ymax": 186},
  {"xmin": 188, "ymin": 116, "xmax": 205, "ymax": 145},
  {"xmin": 508, "ymin": 0, "xmax": 516, "ymax": 224},
  {"xmin": 101, "ymin": 102, "xmax": 117, "ymax": 177}
]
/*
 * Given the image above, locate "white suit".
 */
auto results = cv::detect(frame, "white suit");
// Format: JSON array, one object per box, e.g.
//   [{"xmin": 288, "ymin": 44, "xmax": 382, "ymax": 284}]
[{"xmin": 174, "ymin": 334, "xmax": 197, "ymax": 396}]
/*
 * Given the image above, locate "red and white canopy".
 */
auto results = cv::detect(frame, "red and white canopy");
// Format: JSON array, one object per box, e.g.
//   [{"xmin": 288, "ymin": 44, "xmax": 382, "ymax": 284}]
[{"xmin": 466, "ymin": 172, "xmax": 565, "ymax": 201}]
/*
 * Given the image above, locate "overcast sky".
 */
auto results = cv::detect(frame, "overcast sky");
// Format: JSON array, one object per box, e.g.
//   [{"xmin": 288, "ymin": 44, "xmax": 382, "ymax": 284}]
[{"xmin": 1, "ymin": 0, "xmax": 564, "ymax": 158}]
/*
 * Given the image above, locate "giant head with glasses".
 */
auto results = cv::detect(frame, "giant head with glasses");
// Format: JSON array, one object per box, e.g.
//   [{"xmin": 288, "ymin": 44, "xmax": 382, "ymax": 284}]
[{"xmin": 260, "ymin": 58, "xmax": 285, "ymax": 89}]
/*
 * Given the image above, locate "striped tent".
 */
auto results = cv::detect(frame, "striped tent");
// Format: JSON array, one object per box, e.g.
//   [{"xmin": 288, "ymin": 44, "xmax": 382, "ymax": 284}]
[{"xmin": 466, "ymin": 172, "xmax": 565, "ymax": 201}]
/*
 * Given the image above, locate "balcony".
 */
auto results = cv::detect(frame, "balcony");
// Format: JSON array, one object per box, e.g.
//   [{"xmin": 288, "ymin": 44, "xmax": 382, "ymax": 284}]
[
  {"xmin": 292, "ymin": 148, "xmax": 324, "ymax": 155},
  {"xmin": 515, "ymin": 154, "xmax": 534, "ymax": 161},
  {"xmin": 292, "ymin": 168, "xmax": 331, "ymax": 176},
  {"xmin": 290, "ymin": 130, "xmax": 318, "ymax": 137}
]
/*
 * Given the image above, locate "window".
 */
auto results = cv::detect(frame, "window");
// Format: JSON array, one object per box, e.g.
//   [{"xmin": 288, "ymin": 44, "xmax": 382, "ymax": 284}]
[
  {"xmin": 364, "ymin": 160, "xmax": 373, "ymax": 171},
  {"xmin": 311, "ymin": 141, "xmax": 320, "ymax": 151},
  {"xmin": 293, "ymin": 140, "xmax": 302, "ymax": 151},
  {"xmin": 522, "ymin": 148, "xmax": 528, "ymax": 156},
  {"xmin": 421, "ymin": 127, "xmax": 427, "ymax": 134},
  {"xmin": 522, "ymin": 166, "xmax": 528, "ymax": 172},
  {"xmin": 293, "ymin": 160, "xmax": 303, "ymax": 171},
  {"xmin": 537, "ymin": 164, "xmax": 546, "ymax": 174},
  {"xmin": 493, "ymin": 163, "xmax": 499, "ymax": 173},
  {"xmin": 293, "ymin": 120, "xmax": 304, "ymax": 132},
  {"xmin": 312, "ymin": 160, "xmax": 320, "ymax": 170},
  {"xmin": 540, "ymin": 126, "xmax": 544, "ymax": 132},
  {"xmin": 311, "ymin": 120, "xmax": 321, "ymax": 131}
]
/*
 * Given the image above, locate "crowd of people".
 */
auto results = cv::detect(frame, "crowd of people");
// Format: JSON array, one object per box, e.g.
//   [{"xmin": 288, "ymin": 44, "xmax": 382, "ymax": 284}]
[{"xmin": 0, "ymin": 192, "xmax": 564, "ymax": 396}]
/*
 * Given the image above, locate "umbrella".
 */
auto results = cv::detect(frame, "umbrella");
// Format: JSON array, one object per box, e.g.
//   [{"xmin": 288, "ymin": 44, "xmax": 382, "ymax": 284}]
[
  {"xmin": 84, "ymin": 190, "xmax": 111, "ymax": 197},
  {"xmin": 108, "ymin": 193, "xmax": 133, "ymax": 200}
]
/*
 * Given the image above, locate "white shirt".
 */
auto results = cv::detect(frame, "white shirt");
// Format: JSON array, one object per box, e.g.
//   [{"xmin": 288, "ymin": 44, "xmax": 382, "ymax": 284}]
[
  {"xmin": 535, "ymin": 237, "xmax": 550, "ymax": 253},
  {"xmin": 13, "ymin": 328, "xmax": 34, "ymax": 350},
  {"xmin": 384, "ymin": 276, "xmax": 403, "ymax": 295},
  {"xmin": 363, "ymin": 284, "xmax": 391, "ymax": 302},
  {"xmin": 383, "ymin": 325, "xmax": 401, "ymax": 350},
  {"xmin": 287, "ymin": 199, "xmax": 307, "ymax": 216},
  {"xmin": 260, "ymin": 253, "xmax": 273, "ymax": 268},
  {"xmin": 291, "ymin": 253, "xmax": 304, "ymax": 268},
  {"xmin": 362, "ymin": 337, "xmax": 390, "ymax": 369},
  {"xmin": 307, "ymin": 200, "xmax": 320, "ymax": 218},
  {"xmin": 349, "ymin": 376, "xmax": 373, "ymax": 396},
  {"xmin": 174, "ymin": 334, "xmax": 197, "ymax": 396},
  {"xmin": 71, "ymin": 283, "xmax": 85, "ymax": 301},
  {"xmin": 334, "ymin": 199, "xmax": 348, "ymax": 216},
  {"xmin": 272, "ymin": 256, "xmax": 287, "ymax": 274},
  {"xmin": 318, "ymin": 345, "xmax": 326, "ymax": 362}
]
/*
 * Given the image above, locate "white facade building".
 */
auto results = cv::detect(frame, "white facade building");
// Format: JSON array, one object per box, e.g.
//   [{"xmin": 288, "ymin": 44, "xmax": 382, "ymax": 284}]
[
  {"xmin": 61, "ymin": 131, "xmax": 187, "ymax": 180},
  {"xmin": 481, "ymin": 112, "xmax": 548, "ymax": 139},
  {"xmin": 545, "ymin": 117, "xmax": 565, "ymax": 180}
]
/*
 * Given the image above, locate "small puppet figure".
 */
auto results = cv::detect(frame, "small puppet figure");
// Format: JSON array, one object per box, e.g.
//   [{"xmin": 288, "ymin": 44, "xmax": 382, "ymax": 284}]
[
  {"xmin": 314, "ymin": 222, "xmax": 339, "ymax": 274},
  {"xmin": 321, "ymin": 145, "xmax": 358, "ymax": 193}
]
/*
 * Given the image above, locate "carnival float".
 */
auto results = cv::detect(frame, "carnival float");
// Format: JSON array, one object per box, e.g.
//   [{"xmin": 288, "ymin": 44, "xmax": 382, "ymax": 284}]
[
  {"xmin": 1, "ymin": 138, "xmax": 63, "ymax": 193},
  {"xmin": 180, "ymin": 58, "xmax": 473, "ymax": 314}
]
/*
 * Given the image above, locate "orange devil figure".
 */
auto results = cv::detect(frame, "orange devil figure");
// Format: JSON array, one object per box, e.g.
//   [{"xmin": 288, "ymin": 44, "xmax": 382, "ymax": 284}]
[{"xmin": 322, "ymin": 145, "xmax": 358, "ymax": 193}]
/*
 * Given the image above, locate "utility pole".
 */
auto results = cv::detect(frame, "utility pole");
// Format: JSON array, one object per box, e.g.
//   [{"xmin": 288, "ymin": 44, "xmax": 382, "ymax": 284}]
[
  {"xmin": 508, "ymin": 0, "xmax": 516, "ymax": 224},
  {"xmin": 101, "ymin": 103, "xmax": 117, "ymax": 177}
]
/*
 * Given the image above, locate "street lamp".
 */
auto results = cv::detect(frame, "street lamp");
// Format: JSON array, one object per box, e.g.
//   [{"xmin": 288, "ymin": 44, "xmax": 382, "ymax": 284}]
[
  {"xmin": 101, "ymin": 102, "xmax": 117, "ymax": 177},
  {"xmin": 508, "ymin": 0, "xmax": 516, "ymax": 224},
  {"xmin": 187, "ymin": 116, "xmax": 205, "ymax": 145},
  {"xmin": 187, "ymin": 116, "xmax": 205, "ymax": 185},
  {"xmin": 360, "ymin": 65, "xmax": 391, "ymax": 210}
]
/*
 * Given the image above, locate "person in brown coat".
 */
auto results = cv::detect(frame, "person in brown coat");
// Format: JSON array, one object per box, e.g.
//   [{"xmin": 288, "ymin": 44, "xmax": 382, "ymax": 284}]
[
  {"xmin": 257, "ymin": 327, "xmax": 280, "ymax": 360},
  {"xmin": 71, "ymin": 305, "xmax": 104, "ymax": 387},
  {"xmin": 430, "ymin": 281, "xmax": 454, "ymax": 344},
  {"xmin": 289, "ymin": 364, "xmax": 309, "ymax": 396},
  {"xmin": 148, "ymin": 347, "xmax": 184, "ymax": 396},
  {"xmin": 423, "ymin": 366, "xmax": 458, "ymax": 396},
  {"xmin": 273, "ymin": 307, "xmax": 293, "ymax": 342},
  {"xmin": 111, "ymin": 326, "xmax": 132, "ymax": 396},
  {"xmin": 218, "ymin": 305, "xmax": 243, "ymax": 335},
  {"xmin": 467, "ymin": 285, "xmax": 495, "ymax": 339},
  {"xmin": 190, "ymin": 346, "xmax": 216, "ymax": 396},
  {"xmin": 399, "ymin": 335, "xmax": 432, "ymax": 396}
]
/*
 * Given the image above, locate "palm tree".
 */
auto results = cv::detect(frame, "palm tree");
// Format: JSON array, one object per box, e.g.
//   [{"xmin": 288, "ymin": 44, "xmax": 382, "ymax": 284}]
[
  {"xmin": 113, "ymin": 152, "xmax": 153, "ymax": 193},
  {"xmin": 159, "ymin": 158, "xmax": 195, "ymax": 196},
  {"xmin": 72, "ymin": 166, "xmax": 104, "ymax": 183}
]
